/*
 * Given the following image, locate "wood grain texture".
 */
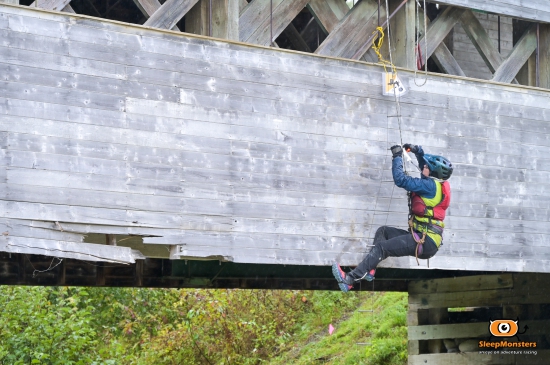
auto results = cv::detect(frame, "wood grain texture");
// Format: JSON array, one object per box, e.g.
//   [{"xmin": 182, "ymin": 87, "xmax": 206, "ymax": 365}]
[
  {"xmin": 1, "ymin": 5, "xmax": 550, "ymax": 270},
  {"xmin": 143, "ymin": 0, "xmax": 198, "ymax": 30},
  {"xmin": 240, "ymin": 0, "xmax": 309, "ymax": 46},
  {"xmin": 492, "ymin": 25, "xmax": 537, "ymax": 83},
  {"xmin": 306, "ymin": 0, "xmax": 348, "ymax": 34},
  {"xmin": 423, "ymin": 0, "xmax": 550, "ymax": 24},
  {"xmin": 417, "ymin": 7, "xmax": 465, "ymax": 64},
  {"xmin": 315, "ymin": 0, "xmax": 381, "ymax": 58},
  {"xmin": 30, "ymin": 0, "xmax": 71, "ymax": 11}
]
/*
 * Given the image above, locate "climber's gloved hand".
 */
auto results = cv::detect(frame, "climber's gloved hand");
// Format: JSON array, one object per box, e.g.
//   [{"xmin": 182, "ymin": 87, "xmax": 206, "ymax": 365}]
[
  {"xmin": 403, "ymin": 143, "xmax": 418, "ymax": 153},
  {"xmin": 390, "ymin": 145, "xmax": 403, "ymax": 159}
]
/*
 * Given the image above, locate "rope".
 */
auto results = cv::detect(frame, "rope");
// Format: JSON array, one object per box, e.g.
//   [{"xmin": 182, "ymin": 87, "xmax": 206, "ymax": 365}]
[{"xmin": 414, "ymin": 0, "xmax": 428, "ymax": 86}]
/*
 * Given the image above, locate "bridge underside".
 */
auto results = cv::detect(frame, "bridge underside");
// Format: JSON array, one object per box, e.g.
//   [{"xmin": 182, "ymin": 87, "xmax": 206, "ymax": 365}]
[{"xmin": 0, "ymin": 252, "xmax": 496, "ymax": 291}]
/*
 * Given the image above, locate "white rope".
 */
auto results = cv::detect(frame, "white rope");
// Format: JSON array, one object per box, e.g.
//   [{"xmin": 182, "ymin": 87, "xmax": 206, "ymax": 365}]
[{"xmin": 414, "ymin": 0, "xmax": 428, "ymax": 86}]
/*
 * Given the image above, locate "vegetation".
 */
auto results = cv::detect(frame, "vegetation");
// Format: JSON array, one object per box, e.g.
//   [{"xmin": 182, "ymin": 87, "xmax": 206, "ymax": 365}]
[{"xmin": 0, "ymin": 286, "xmax": 407, "ymax": 365}]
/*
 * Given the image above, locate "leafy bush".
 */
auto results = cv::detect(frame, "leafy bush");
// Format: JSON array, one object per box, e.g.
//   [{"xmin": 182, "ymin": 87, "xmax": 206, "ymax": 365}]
[
  {"xmin": 0, "ymin": 286, "xmax": 405, "ymax": 365},
  {"xmin": 0, "ymin": 286, "xmax": 99, "ymax": 364}
]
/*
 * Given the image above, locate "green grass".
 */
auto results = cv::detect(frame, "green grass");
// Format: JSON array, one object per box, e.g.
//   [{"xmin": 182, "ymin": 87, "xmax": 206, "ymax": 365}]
[{"xmin": 268, "ymin": 292, "xmax": 408, "ymax": 365}]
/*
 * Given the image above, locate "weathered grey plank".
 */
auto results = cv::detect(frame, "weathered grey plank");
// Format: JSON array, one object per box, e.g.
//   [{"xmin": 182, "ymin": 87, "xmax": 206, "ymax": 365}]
[
  {"xmin": 306, "ymin": 0, "xmax": 348, "ymax": 34},
  {"xmin": 492, "ymin": 25, "xmax": 537, "ymax": 83},
  {"xmin": 416, "ymin": 7, "xmax": 465, "ymax": 65},
  {"xmin": 245, "ymin": 0, "xmax": 309, "ymax": 46},
  {"xmin": 5, "ymin": 149, "xmax": 394, "ymax": 199},
  {"xmin": 1, "ymin": 114, "xmax": 392, "ymax": 171},
  {"xmin": 143, "ymin": 0, "xmax": 198, "ymax": 30},
  {"xmin": 132, "ymin": 0, "xmax": 181, "ymax": 31},
  {"xmin": 459, "ymin": 10, "xmax": 506, "ymax": 74},
  {"xmin": 423, "ymin": 0, "xmax": 550, "ymax": 24},
  {"xmin": 211, "ymin": 0, "xmax": 239, "ymax": 41},
  {"xmin": 540, "ymin": 24, "xmax": 550, "ymax": 89},
  {"xmin": 391, "ymin": 0, "xmax": 415, "ymax": 69},
  {"xmin": 0, "ymin": 61, "xmax": 179, "ymax": 102},
  {"xmin": 5, "ymin": 130, "xmax": 389, "ymax": 184},
  {"xmin": 0, "ymin": 79, "xmax": 124, "ymax": 111},
  {"xmin": 315, "ymin": 0, "xmax": 380, "ymax": 58},
  {"xmin": 0, "ymin": 200, "xmax": 234, "ymax": 229},
  {"xmin": 3, "ymin": 181, "xmax": 378, "ymax": 225},
  {"xmin": 0, "ymin": 218, "xmax": 84, "ymax": 242},
  {"xmin": 30, "ymin": 0, "xmax": 71, "ymax": 11},
  {"xmin": 239, "ymin": 0, "xmax": 283, "ymax": 42},
  {"xmin": 170, "ymin": 244, "xmax": 367, "ymax": 266},
  {"xmin": 0, "ymin": 45, "xmax": 126, "ymax": 80},
  {"xmin": 0, "ymin": 235, "xmax": 141, "ymax": 263}
]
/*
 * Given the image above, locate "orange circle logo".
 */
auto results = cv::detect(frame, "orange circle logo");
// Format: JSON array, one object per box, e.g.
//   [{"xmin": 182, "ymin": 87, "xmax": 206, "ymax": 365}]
[{"xmin": 489, "ymin": 320, "xmax": 518, "ymax": 337}]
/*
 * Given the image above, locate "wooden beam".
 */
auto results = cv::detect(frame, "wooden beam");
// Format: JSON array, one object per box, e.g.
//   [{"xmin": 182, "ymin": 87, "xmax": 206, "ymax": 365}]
[
  {"xmin": 408, "ymin": 274, "xmax": 514, "ymax": 294},
  {"xmin": 239, "ymin": 0, "xmax": 309, "ymax": 46},
  {"xmin": 143, "ymin": 0, "xmax": 199, "ymax": 30},
  {"xmin": 516, "ymin": 52, "xmax": 536, "ymax": 86},
  {"xmin": 187, "ymin": 0, "xmax": 238, "ymax": 39},
  {"xmin": 283, "ymin": 23, "xmax": 311, "ymax": 52},
  {"xmin": 306, "ymin": 0, "xmax": 349, "ymax": 34},
  {"xmin": 212, "ymin": 0, "xmax": 239, "ymax": 40},
  {"xmin": 133, "ymin": 0, "xmax": 181, "ymax": 31},
  {"xmin": 407, "ymin": 308, "xmax": 421, "ymax": 356},
  {"xmin": 417, "ymin": 7, "xmax": 465, "ymax": 63},
  {"xmin": 315, "ymin": 0, "xmax": 382, "ymax": 59},
  {"xmin": 427, "ymin": 308, "xmax": 447, "ymax": 354},
  {"xmin": 409, "ymin": 353, "xmax": 510, "ymax": 365},
  {"xmin": 492, "ymin": 24, "xmax": 537, "ymax": 83},
  {"xmin": 459, "ymin": 10, "xmax": 505, "ymax": 73},
  {"xmin": 30, "ymin": 0, "xmax": 71, "ymax": 11},
  {"xmin": 185, "ymin": 0, "xmax": 208, "ymax": 35},
  {"xmin": 56, "ymin": 258, "xmax": 66, "ymax": 286},
  {"xmin": 391, "ymin": 0, "xmax": 415, "ymax": 69},
  {"xmin": 417, "ymin": 0, "xmax": 550, "ymax": 24},
  {"xmin": 61, "ymin": 3, "xmax": 75, "ymax": 12},
  {"xmin": 417, "ymin": 11, "xmax": 466, "ymax": 76},
  {"xmin": 540, "ymin": 23, "xmax": 550, "ymax": 88}
]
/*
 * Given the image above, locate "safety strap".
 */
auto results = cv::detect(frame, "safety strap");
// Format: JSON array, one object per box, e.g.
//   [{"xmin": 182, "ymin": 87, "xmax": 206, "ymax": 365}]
[{"xmin": 408, "ymin": 216, "xmax": 426, "ymax": 266}]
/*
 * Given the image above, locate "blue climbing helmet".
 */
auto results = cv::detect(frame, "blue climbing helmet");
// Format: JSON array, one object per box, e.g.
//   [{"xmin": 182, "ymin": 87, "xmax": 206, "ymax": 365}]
[{"xmin": 423, "ymin": 154, "xmax": 453, "ymax": 180}]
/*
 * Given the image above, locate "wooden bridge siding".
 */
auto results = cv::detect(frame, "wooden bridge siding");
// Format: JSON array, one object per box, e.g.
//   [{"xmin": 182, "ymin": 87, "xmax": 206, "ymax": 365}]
[
  {"xmin": 1, "ymin": 5, "xmax": 550, "ymax": 271},
  {"xmin": 433, "ymin": 0, "xmax": 550, "ymax": 24}
]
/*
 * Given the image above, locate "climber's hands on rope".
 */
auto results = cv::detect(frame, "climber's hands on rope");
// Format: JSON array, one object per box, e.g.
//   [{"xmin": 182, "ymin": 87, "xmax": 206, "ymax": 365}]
[
  {"xmin": 390, "ymin": 145, "xmax": 403, "ymax": 159},
  {"xmin": 403, "ymin": 143, "xmax": 418, "ymax": 153}
]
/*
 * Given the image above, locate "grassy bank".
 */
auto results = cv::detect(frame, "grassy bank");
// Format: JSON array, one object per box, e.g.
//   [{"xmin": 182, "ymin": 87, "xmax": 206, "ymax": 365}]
[{"xmin": 269, "ymin": 292, "xmax": 408, "ymax": 365}]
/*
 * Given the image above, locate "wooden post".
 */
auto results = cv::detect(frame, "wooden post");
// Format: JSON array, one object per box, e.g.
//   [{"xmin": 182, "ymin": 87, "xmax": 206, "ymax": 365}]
[
  {"xmin": 106, "ymin": 234, "xmax": 117, "ymax": 246},
  {"xmin": 56, "ymin": 258, "xmax": 66, "ymax": 286},
  {"xmin": 96, "ymin": 263, "xmax": 106, "ymax": 286},
  {"xmin": 17, "ymin": 253, "xmax": 26, "ymax": 284},
  {"xmin": 187, "ymin": 0, "xmax": 239, "ymax": 40},
  {"xmin": 134, "ymin": 260, "xmax": 144, "ymax": 287},
  {"xmin": 539, "ymin": 23, "xmax": 550, "ymax": 88},
  {"xmin": 427, "ymin": 308, "xmax": 447, "ymax": 354},
  {"xmin": 516, "ymin": 53, "xmax": 537, "ymax": 86},
  {"xmin": 390, "ymin": 0, "xmax": 415, "ymax": 69}
]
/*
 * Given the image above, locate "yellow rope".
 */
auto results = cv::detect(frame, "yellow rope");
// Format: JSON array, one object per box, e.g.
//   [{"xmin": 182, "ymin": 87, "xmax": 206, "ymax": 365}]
[{"xmin": 372, "ymin": 26, "xmax": 397, "ymax": 76}]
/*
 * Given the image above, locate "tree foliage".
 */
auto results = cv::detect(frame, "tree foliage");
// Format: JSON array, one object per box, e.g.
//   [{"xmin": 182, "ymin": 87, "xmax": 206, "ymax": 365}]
[
  {"xmin": 0, "ymin": 286, "xmax": 364, "ymax": 365},
  {"xmin": 0, "ymin": 286, "xmax": 364, "ymax": 364}
]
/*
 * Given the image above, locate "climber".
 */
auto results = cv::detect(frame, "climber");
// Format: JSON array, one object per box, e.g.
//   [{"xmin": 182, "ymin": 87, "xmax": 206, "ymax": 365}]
[{"xmin": 332, "ymin": 144, "xmax": 453, "ymax": 292}]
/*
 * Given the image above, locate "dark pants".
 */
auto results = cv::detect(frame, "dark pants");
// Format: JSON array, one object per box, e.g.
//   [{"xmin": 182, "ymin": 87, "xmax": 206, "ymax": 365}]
[{"xmin": 348, "ymin": 226, "xmax": 439, "ymax": 281}]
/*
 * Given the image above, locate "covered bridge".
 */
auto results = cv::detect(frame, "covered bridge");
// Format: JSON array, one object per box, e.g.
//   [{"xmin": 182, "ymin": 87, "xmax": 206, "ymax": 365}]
[{"xmin": 1, "ymin": 0, "xmax": 550, "ymax": 363}]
